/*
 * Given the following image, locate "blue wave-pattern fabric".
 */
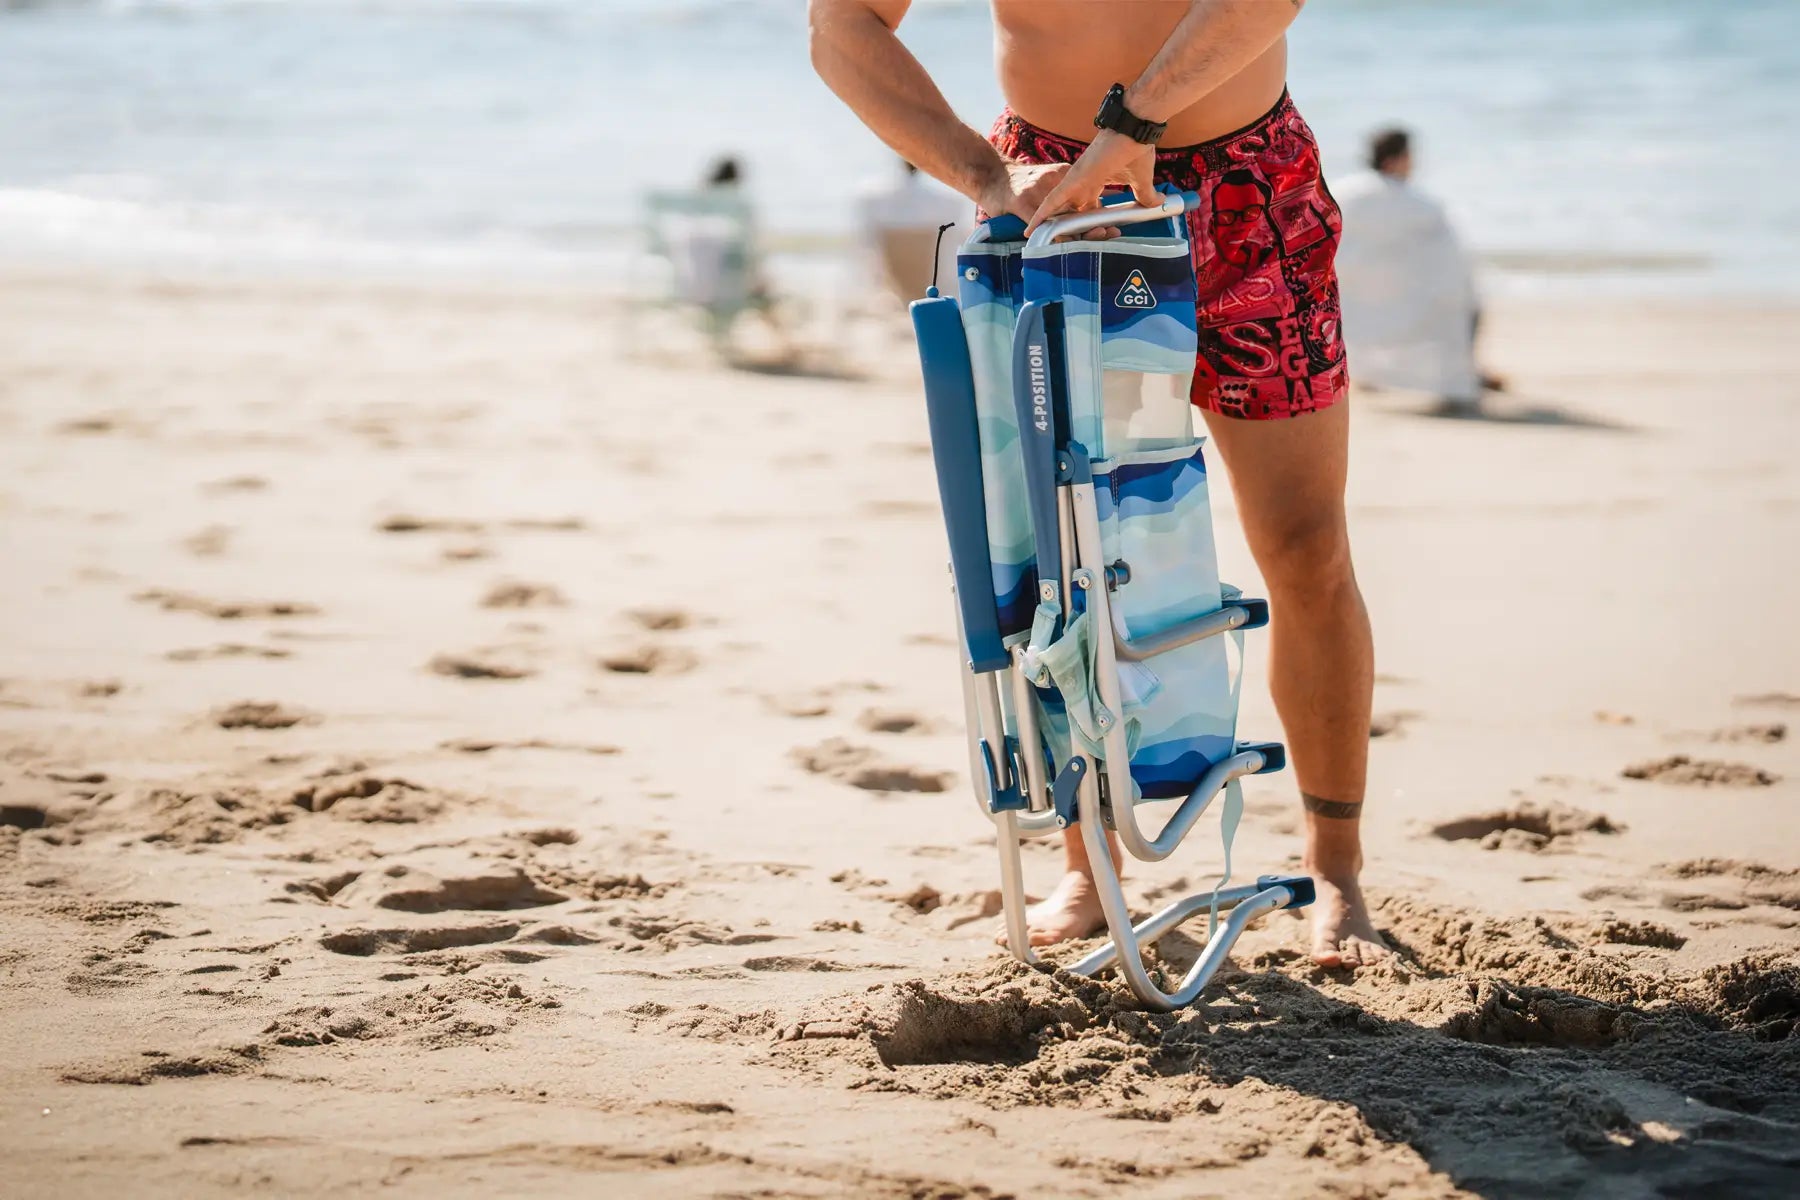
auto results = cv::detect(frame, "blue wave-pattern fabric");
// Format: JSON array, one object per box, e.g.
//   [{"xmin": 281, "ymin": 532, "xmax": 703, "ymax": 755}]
[
  {"xmin": 1093, "ymin": 442, "xmax": 1238, "ymax": 799},
  {"xmin": 1023, "ymin": 238, "xmax": 1197, "ymax": 459},
  {"xmin": 956, "ymin": 241, "xmax": 1036, "ymax": 641}
]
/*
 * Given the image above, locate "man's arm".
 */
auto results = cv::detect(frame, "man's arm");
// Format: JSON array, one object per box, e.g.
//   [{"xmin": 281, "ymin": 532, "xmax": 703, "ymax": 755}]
[
  {"xmin": 1027, "ymin": 0, "xmax": 1307, "ymax": 231},
  {"xmin": 808, "ymin": 0, "xmax": 1072, "ymax": 222}
]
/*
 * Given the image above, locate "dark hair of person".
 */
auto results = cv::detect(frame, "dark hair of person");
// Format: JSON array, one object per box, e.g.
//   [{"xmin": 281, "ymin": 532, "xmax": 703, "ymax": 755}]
[
  {"xmin": 1368, "ymin": 127, "xmax": 1411, "ymax": 172},
  {"xmin": 707, "ymin": 157, "xmax": 742, "ymax": 187}
]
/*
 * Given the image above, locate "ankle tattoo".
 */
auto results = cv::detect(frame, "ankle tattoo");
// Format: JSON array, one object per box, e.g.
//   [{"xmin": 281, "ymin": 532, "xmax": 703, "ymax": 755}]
[{"xmin": 1302, "ymin": 791, "xmax": 1363, "ymax": 820}]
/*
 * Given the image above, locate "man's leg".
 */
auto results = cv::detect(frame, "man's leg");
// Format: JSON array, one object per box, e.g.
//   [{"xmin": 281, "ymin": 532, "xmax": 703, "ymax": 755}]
[
  {"xmin": 1004, "ymin": 828, "xmax": 1119, "ymax": 947},
  {"xmin": 1002, "ymin": 403, "xmax": 1382, "ymax": 958},
  {"xmin": 1198, "ymin": 401, "xmax": 1388, "ymax": 966}
]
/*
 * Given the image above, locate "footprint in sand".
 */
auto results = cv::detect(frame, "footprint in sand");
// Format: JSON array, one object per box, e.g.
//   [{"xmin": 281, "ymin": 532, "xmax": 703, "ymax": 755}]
[
  {"xmin": 318, "ymin": 922, "xmax": 524, "ymax": 957},
  {"xmin": 441, "ymin": 542, "xmax": 492, "ymax": 562},
  {"xmin": 1428, "ymin": 802, "xmax": 1620, "ymax": 852},
  {"xmin": 136, "ymin": 589, "xmax": 319, "ymax": 620},
  {"xmin": 1621, "ymin": 756, "xmax": 1778, "ymax": 787},
  {"xmin": 107, "ymin": 772, "xmax": 448, "ymax": 846},
  {"xmin": 54, "ymin": 414, "xmax": 121, "ymax": 436},
  {"xmin": 1594, "ymin": 919, "xmax": 1686, "ymax": 949},
  {"xmin": 760, "ymin": 680, "xmax": 886, "ymax": 719},
  {"xmin": 1701, "ymin": 723, "xmax": 1786, "ymax": 744},
  {"xmin": 792, "ymin": 739, "xmax": 951, "ymax": 794},
  {"xmin": 440, "ymin": 736, "xmax": 618, "ymax": 756},
  {"xmin": 743, "ymin": 956, "xmax": 865, "ymax": 973},
  {"xmin": 1658, "ymin": 859, "xmax": 1800, "ymax": 913},
  {"xmin": 167, "ymin": 644, "xmax": 291, "ymax": 662},
  {"xmin": 201, "ymin": 475, "xmax": 268, "ymax": 493},
  {"xmin": 828, "ymin": 872, "xmax": 998, "ymax": 929},
  {"xmin": 181, "ymin": 526, "xmax": 233, "ymax": 557},
  {"xmin": 428, "ymin": 651, "xmax": 534, "ymax": 680},
  {"xmin": 211, "ymin": 701, "xmax": 314, "ymax": 730},
  {"xmin": 598, "ymin": 643, "xmax": 696, "ymax": 675},
  {"xmin": 1734, "ymin": 691, "xmax": 1800, "ymax": 710},
  {"xmin": 377, "ymin": 514, "xmax": 485, "ymax": 534},
  {"xmin": 1, "ymin": 803, "xmax": 48, "ymax": 832},
  {"xmin": 605, "ymin": 914, "xmax": 775, "ymax": 953},
  {"xmin": 480, "ymin": 580, "xmax": 567, "ymax": 609},
  {"xmin": 857, "ymin": 708, "xmax": 941, "ymax": 735},
  {"xmin": 267, "ymin": 974, "xmax": 552, "ymax": 1050},
  {"xmin": 626, "ymin": 606, "xmax": 696, "ymax": 632},
  {"xmin": 761, "ymin": 690, "xmax": 833, "ymax": 718},
  {"xmin": 328, "ymin": 859, "xmax": 568, "ymax": 914},
  {"xmin": 62, "ymin": 1050, "xmax": 261, "ymax": 1087}
]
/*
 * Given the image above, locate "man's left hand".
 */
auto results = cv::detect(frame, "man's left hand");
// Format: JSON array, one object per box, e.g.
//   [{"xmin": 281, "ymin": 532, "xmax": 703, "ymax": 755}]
[{"xmin": 1025, "ymin": 130, "xmax": 1160, "ymax": 236}]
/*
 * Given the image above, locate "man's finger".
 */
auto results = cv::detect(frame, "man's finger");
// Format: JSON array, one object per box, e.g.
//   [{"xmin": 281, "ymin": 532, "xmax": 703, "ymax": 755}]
[
  {"xmin": 1025, "ymin": 183, "xmax": 1072, "ymax": 233},
  {"xmin": 1128, "ymin": 160, "xmax": 1160, "ymax": 209}
]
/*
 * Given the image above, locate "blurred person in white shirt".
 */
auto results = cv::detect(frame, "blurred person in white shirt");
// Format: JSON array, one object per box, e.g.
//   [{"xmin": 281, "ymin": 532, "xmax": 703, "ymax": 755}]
[
  {"xmin": 1334, "ymin": 127, "xmax": 1500, "ymax": 415},
  {"xmin": 857, "ymin": 158, "xmax": 968, "ymax": 305}
]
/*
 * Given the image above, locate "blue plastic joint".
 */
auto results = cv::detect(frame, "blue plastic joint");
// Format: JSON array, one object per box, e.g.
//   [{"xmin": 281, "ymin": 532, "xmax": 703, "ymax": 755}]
[
  {"xmin": 1050, "ymin": 758, "xmax": 1086, "ymax": 827},
  {"xmin": 1239, "ymin": 740, "xmax": 1287, "ymax": 774},
  {"xmin": 981, "ymin": 741, "xmax": 1027, "ymax": 813},
  {"xmin": 1058, "ymin": 441, "xmax": 1094, "ymax": 486},
  {"xmin": 1257, "ymin": 873, "xmax": 1315, "ymax": 910},
  {"xmin": 1235, "ymin": 597, "xmax": 1271, "ymax": 630}
]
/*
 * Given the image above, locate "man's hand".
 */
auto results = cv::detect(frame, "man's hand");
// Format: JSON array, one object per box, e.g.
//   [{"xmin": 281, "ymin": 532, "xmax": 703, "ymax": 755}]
[
  {"xmin": 976, "ymin": 160, "xmax": 1073, "ymax": 223},
  {"xmin": 1024, "ymin": 130, "xmax": 1160, "ymax": 235}
]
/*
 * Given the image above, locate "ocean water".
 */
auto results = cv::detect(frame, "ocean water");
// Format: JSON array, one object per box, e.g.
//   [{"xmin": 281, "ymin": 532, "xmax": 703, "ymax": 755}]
[{"xmin": 1, "ymin": 0, "xmax": 1796, "ymax": 293}]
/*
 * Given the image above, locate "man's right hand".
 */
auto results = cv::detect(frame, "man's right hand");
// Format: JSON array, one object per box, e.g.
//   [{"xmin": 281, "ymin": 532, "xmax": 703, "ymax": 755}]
[
  {"xmin": 976, "ymin": 160, "xmax": 1071, "ymax": 222},
  {"xmin": 977, "ymin": 159, "xmax": 1122, "ymax": 240}
]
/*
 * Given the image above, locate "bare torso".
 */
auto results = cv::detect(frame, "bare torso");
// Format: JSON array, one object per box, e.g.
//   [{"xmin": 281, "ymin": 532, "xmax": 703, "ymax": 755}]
[{"xmin": 992, "ymin": 0, "xmax": 1287, "ymax": 147}]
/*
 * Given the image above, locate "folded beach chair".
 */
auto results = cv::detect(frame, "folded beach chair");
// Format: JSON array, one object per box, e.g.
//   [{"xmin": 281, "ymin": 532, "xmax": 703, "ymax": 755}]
[{"xmin": 910, "ymin": 193, "xmax": 1314, "ymax": 1011}]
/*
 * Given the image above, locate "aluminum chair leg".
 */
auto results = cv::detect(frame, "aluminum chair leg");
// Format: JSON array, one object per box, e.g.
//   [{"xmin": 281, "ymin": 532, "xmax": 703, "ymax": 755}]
[{"xmin": 1071, "ymin": 759, "xmax": 1298, "ymax": 1012}]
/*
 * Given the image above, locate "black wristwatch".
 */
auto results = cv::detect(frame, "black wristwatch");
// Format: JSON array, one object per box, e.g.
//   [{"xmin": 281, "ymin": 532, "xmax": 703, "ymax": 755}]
[{"xmin": 1094, "ymin": 83, "xmax": 1167, "ymax": 145}]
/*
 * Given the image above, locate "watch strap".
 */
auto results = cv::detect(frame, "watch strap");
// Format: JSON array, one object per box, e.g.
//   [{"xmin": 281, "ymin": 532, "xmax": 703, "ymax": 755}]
[{"xmin": 1095, "ymin": 83, "xmax": 1167, "ymax": 146}]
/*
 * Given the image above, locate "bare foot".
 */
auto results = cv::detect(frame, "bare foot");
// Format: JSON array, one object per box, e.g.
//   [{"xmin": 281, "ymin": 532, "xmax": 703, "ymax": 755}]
[
  {"xmin": 996, "ymin": 869, "xmax": 1107, "ymax": 947},
  {"xmin": 1307, "ymin": 865, "xmax": 1390, "ymax": 967}
]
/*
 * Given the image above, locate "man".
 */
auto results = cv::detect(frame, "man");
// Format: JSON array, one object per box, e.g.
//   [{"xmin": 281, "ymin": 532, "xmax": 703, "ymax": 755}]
[
  {"xmin": 1334, "ymin": 126, "xmax": 1493, "ymax": 414},
  {"xmin": 810, "ymin": 0, "xmax": 1387, "ymax": 966}
]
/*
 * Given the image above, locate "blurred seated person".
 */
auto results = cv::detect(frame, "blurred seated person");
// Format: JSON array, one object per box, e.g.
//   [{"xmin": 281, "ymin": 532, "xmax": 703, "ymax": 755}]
[
  {"xmin": 857, "ymin": 158, "xmax": 968, "ymax": 305},
  {"xmin": 1334, "ymin": 128, "xmax": 1500, "ymax": 415},
  {"xmin": 646, "ymin": 157, "xmax": 790, "ymax": 356}
]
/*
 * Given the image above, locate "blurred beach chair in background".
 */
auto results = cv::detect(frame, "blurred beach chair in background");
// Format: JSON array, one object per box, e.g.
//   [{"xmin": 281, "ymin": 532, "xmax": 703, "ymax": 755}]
[
  {"xmin": 858, "ymin": 159, "xmax": 967, "ymax": 307},
  {"xmin": 910, "ymin": 193, "xmax": 1313, "ymax": 1010},
  {"xmin": 1335, "ymin": 127, "xmax": 1499, "ymax": 415},
  {"xmin": 626, "ymin": 158, "xmax": 796, "ymax": 363}
]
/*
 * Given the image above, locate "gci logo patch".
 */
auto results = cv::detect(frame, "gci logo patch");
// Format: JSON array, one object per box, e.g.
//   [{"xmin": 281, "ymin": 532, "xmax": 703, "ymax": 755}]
[{"xmin": 1114, "ymin": 270, "xmax": 1157, "ymax": 310}]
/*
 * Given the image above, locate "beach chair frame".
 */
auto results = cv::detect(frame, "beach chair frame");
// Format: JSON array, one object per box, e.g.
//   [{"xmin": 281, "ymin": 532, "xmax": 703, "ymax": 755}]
[{"xmin": 914, "ymin": 194, "xmax": 1313, "ymax": 1012}]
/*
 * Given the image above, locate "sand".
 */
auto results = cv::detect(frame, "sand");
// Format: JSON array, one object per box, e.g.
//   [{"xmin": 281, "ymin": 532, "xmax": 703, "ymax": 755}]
[{"xmin": 0, "ymin": 267, "xmax": 1796, "ymax": 1198}]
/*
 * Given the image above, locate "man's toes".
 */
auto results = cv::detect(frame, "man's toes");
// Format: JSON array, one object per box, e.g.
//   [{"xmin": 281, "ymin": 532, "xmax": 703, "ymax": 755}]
[{"xmin": 1310, "ymin": 937, "xmax": 1345, "ymax": 967}]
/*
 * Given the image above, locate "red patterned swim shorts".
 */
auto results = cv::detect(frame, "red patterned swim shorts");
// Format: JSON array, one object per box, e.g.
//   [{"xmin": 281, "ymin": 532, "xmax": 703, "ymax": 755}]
[{"xmin": 990, "ymin": 90, "xmax": 1349, "ymax": 420}]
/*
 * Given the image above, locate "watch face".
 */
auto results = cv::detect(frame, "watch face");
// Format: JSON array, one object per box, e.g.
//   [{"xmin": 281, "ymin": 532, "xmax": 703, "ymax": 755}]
[{"xmin": 1098, "ymin": 86, "xmax": 1127, "ymax": 129}]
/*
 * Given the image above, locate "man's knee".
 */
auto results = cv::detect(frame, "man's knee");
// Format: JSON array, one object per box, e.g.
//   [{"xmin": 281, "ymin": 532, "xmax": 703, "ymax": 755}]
[{"xmin": 1255, "ymin": 517, "xmax": 1356, "ymax": 601}]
